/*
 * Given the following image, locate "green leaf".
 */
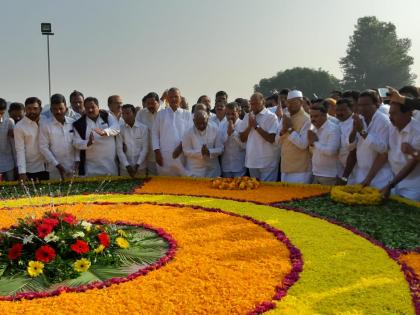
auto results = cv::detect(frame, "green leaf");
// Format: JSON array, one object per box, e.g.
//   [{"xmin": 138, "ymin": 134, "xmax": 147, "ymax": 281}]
[{"xmin": 0, "ymin": 274, "xmax": 50, "ymax": 295}]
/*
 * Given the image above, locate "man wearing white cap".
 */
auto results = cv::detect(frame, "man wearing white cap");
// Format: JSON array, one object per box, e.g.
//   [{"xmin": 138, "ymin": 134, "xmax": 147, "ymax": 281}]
[
  {"xmin": 277, "ymin": 90, "xmax": 312, "ymax": 183},
  {"xmin": 238, "ymin": 92, "xmax": 280, "ymax": 181}
]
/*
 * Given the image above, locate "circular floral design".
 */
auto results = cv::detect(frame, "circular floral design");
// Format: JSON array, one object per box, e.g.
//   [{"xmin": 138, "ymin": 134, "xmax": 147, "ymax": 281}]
[
  {"xmin": 0, "ymin": 203, "xmax": 297, "ymax": 314},
  {"xmin": 0, "ymin": 176, "xmax": 416, "ymax": 315}
]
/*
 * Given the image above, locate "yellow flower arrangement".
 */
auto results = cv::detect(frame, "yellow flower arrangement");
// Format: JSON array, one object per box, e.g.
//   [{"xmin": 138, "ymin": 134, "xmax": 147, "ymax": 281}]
[
  {"xmin": 27, "ymin": 261, "xmax": 44, "ymax": 277},
  {"xmin": 331, "ymin": 185, "xmax": 382, "ymax": 205},
  {"xmin": 115, "ymin": 237, "xmax": 129, "ymax": 249},
  {"xmin": 211, "ymin": 177, "xmax": 260, "ymax": 190},
  {"xmin": 73, "ymin": 258, "xmax": 91, "ymax": 273}
]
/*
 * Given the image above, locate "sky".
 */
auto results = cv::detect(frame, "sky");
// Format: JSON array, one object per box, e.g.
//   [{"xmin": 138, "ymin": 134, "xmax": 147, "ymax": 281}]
[{"xmin": 1, "ymin": 0, "xmax": 420, "ymax": 108}]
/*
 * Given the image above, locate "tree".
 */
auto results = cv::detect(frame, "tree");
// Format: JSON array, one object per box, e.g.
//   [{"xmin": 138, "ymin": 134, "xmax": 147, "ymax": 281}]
[
  {"xmin": 340, "ymin": 16, "xmax": 416, "ymax": 90},
  {"xmin": 254, "ymin": 67, "xmax": 341, "ymax": 98}
]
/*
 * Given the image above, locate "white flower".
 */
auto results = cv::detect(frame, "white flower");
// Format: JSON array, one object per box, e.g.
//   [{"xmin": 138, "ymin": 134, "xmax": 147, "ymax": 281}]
[
  {"xmin": 44, "ymin": 232, "xmax": 59, "ymax": 243},
  {"xmin": 23, "ymin": 234, "xmax": 35, "ymax": 244},
  {"xmin": 72, "ymin": 231, "xmax": 85, "ymax": 239},
  {"xmin": 80, "ymin": 221, "xmax": 92, "ymax": 232}
]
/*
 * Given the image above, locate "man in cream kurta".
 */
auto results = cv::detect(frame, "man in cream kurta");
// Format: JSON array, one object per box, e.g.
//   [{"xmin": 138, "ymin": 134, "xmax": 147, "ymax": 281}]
[
  {"xmin": 152, "ymin": 88, "xmax": 192, "ymax": 176},
  {"xmin": 182, "ymin": 110, "xmax": 223, "ymax": 177},
  {"xmin": 277, "ymin": 90, "xmax": 312, "ymax": 184}
]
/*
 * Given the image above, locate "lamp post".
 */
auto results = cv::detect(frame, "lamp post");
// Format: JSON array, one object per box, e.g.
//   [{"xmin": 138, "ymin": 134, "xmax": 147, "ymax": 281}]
[{"xmin": 41, "ymin": 23, "xmax": 54, "ymax": 102}]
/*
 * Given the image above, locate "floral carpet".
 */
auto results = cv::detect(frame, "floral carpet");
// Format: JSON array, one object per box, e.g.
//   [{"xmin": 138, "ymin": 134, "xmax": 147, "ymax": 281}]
[{"xmin": 0, "ymin": 176, "xmax": 418, "ymax": 314}]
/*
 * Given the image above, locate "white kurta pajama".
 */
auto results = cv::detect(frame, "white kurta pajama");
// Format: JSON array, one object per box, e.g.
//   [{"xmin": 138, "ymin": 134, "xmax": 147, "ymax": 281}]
[
  {"xmin": 388, "ymin": 119, "xmax": 420, "ymax": 201},
  {"xmin": 238, "ymin": 108, "xmax": 280, "ymax": 182},
  {"xmin": 0, "ymin": 117, "xmax": 15, "ymax": 177},
  {"xmin": 39, "ymin": 116, "xmax": 79, "ymax": 179},
  {"xmin": 182, "ymin": 124, "xmax": 223, "ymax": 178},
  {"xmin": 310, "ymin": 120, "xmax": 341, "ymax": 184},
  {"xmin": 116, "ymin": 121, "xmax": 149, "ymax": 176},
  {"xmin": 136, "ymin": 108, "xmax": 161, "ymax": 175},
  {"xmin": 14, "ymin": 116, "xmax": 47, "ymax": 175},
  {"xmin": 73, "ymin": 114, "xmax": 120, "ymax": 177},
  {"xmin": 219, "ymin": 119, "xmax": 246, "ymax": 177},
  {"xmin": 351, "ymin": 110, "xmax": 393, "ymax": 189},
  {"xmin": 152, "ymin": 107, "xmax": 192, "ymax": 176},
  {"xmin": 338, "ymin": 116, "xmax": 358, "ymax": 183}
]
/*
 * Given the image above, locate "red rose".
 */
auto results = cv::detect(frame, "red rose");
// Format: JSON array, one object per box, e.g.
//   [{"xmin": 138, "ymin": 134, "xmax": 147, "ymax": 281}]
[
  {"xmin": 62, "ymin": 214, "xmax": 77, "ymax": 225},
  {"xmin": 97, "ymin": 232, "xmax": 110, "ymax": 247},
  {"xmin": 49, "ymin": 212, "xmax": 61, "ymax": 219},
  {"xmin": 70, "ymin": 240, "xmax": 90, "ymax": 254},
  {"xmin": 35, "ymin": 245, "xmax": 56, "ymax": 263},
  {"xmin": 42, "ymin": 218, "xmax": 59, "ymax": 228},
  {"xmin": 37, "ymin": 223, "xmax": 54, "ymax": 238},
  {"xmin": 8, "ymin": 243, "xmax": 23, "ymax": 260}
]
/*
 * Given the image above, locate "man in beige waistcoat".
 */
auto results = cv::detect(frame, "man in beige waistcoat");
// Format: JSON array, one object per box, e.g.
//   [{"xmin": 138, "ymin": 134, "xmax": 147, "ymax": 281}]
[{"xmin": 277, "ymin": 90, "xmax": 312, "ymax": 183}]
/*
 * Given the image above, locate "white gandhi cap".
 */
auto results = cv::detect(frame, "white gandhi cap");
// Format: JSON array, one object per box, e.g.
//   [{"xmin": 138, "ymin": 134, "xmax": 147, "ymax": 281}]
[{"xmin": 287, "ymin": 90, "xmax": 303, "ymax": 100}]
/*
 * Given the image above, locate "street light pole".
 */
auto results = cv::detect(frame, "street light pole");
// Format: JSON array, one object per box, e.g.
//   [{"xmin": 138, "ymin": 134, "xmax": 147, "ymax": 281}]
[{"xmin": 41, "ymin": 23, "xmax": 54, "ymax": 102}]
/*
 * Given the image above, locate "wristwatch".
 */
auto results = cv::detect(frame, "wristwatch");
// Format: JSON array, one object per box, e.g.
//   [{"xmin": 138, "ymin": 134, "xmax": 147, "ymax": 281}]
[
  {"xmin": 340, "ymin": 177, "xmax": 348, "ymax": 183},
  {"xmin": 287, "ymin": 127, "xmax": 293, "ymax": 134},
  {"xmin": 255, "ymin": 124, "xmax": 260, "ymax": 130}
]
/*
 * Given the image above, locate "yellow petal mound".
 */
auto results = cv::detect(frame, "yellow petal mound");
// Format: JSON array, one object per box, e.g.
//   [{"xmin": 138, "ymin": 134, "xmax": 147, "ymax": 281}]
[{"xmin": 331, "ymin": 185, "xmax": 382, "ymax": 205}]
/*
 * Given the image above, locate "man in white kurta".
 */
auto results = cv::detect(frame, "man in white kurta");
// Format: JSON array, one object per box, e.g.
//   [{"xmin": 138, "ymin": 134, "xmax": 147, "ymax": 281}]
[
  {"xmin": 349, "ymin": 91, "xmax": 393, "ymax": 189},
  {"xmin": 152, "ymin": 88, "xmax": 192, "ymax": 176},
  {"xmin": 308, "ymin": 104, "xmax": 340, "ymax": 185},
  {"xmin": 0, "ymin": 99, "xmax": 15, "ymax": 180},
  {"xmin": 238, "ymin": 93, "xmax": 279, "ymax": 182},
  {"xmin": 39, "ymin": 95, "xmax": 79, "ymax": 180},
  {"xmin": 220, "ymin": 102, "xmax": 246, "ymax": 177},
  {"xmin": 336, "ymin": 98, "xmax": 358, "ymax": 184},
  {"xmin": 117, "ymin": 105, "xmax": 148, "ymax": 177},
  {"xmin": 136, "ymin": 92, "xmax": 162, "ymax": 175},
  {"xmin": 382, "ymin": 103, "xmax": 420, "ymax": 200},
  {"xmin": 182, "ymin": 110, "xmax": 223, "ymax": 178},
  {"xmin": 73, "ymin": 97, "xmax": 119, "ymax": 177},
  {"xmin": 14, "ymin": 97, "xmax": 48, "ymax": 181}
]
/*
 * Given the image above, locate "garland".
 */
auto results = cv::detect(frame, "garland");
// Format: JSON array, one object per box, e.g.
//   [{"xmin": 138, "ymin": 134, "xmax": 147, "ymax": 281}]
[{"xmin": 331, "ymin": 185, "xmax": 382, "ymax": 205}]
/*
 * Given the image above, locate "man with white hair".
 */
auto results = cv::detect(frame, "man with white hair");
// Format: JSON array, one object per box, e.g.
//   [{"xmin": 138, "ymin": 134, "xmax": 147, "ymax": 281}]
[
  {"xmin": 277, "ymin": 90, "xmax": 312, "ymax": 183},
  {"xmin": 152, "ymin": 87, "xmax": 192, "ymax": 176},
  {"xmin": 182, "ymin": 110, "xmax": 223, "ymax": 177},
  {"xmin": 238, "ymin": 92, "xmax": 279, "ymax": 181}
]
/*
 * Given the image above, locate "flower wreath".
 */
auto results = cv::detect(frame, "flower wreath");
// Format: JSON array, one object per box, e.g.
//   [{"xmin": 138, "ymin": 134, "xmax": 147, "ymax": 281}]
[{"xmin": 330, "ymin": 185, "xmax": 382, "ymax": 205}]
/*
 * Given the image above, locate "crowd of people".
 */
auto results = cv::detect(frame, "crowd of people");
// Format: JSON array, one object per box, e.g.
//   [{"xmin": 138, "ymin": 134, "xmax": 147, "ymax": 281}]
[{"xmin": 1, "ymin": 85, "xmax": 419, "ymax": 201}]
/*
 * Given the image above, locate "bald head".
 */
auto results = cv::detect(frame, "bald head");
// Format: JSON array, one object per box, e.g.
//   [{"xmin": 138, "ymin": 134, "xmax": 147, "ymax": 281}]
[
  {"xmin": 108, "ymin": 95, "xmax": 123, "ymax": 117},
  {"xmin": 193, "ymin": 110, "xmax": 208, "ymax": 131},
  {"xmin": 250, "ymin": 92, "xmax": 265, "ymax": 114},
  {"xmin": 193, "ymin": 103, "xmax": 207, "ymax": 113}
]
